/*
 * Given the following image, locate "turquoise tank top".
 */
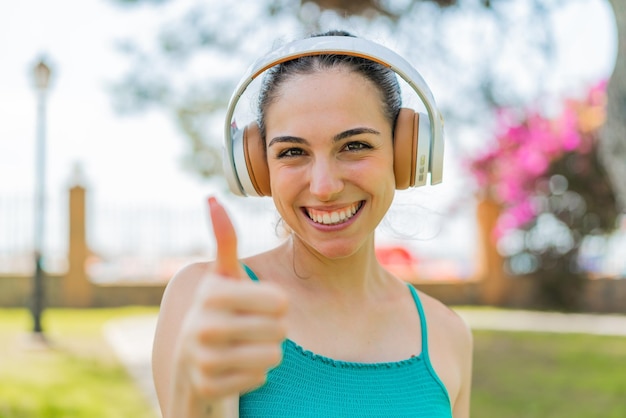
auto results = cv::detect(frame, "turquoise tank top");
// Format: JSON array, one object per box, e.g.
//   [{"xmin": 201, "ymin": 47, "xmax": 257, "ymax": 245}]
[{"xmin": 240, "ymin": 265, "xmax": 452, "ymax": 417}]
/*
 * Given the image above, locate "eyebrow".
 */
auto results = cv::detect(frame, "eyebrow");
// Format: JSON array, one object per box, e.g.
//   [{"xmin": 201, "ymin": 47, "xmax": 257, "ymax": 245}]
[{"xmin": 268, "ymin": 127, "xmax": 381, "ymax": 148}]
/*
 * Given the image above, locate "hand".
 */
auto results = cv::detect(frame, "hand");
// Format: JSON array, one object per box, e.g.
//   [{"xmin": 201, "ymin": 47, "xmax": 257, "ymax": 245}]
[{"xmin": 177, "ymin": 197, "xmax": 288, "ymax": 403}]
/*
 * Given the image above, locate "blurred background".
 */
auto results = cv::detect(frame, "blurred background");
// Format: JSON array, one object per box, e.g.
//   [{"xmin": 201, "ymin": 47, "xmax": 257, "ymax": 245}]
[
  {"xmin": 1, "ymin": 0, "xmax": 623, "ymax": 307},
  {"xmin": 1, "ymin": 1, "xmax": 626, "ymax": 417}
]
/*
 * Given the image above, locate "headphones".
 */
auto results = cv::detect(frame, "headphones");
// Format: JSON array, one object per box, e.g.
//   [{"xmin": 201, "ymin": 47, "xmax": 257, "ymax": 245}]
[{"xmin": 223, "ymin": 35, "xmax": 444, "ymax": 197}]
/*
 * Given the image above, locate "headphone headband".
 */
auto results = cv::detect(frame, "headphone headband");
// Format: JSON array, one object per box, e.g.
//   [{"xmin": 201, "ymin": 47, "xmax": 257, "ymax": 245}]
[{"xmin": 223, "ymin": 36, "xmax": 444, "ymax": 196}]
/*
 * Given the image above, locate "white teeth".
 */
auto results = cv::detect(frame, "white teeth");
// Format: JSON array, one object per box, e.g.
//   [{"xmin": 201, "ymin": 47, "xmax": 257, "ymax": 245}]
[{"xmin": 306, "ymin": 202, "xmax": 361, "ymax": 225}]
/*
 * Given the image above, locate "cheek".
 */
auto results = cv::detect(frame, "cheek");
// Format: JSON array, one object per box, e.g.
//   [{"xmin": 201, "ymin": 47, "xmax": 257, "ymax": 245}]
[
  {"xmin": 269, "ymin": 165, "xmax": 301, "ymax": 209},
  {"xmin": 369, "ymin": 155, "xmax": 397, "ymax": 203},
  {"xmin": 350, "ymin": 152, "xmax": 395, "ymax": 187},
  {"xmin": 269, "ymin": 163, "xmax": 294, "ymax": 187}
]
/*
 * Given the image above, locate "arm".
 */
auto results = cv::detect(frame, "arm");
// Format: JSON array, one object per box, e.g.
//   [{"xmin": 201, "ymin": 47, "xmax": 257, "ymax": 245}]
[
  {"xmin": 419, "ymin": 293, "xmax": 473, "ymax": 418},
  {"xmin": 451, "ymin": 323, "xmax": 473, "ymax": 418}
]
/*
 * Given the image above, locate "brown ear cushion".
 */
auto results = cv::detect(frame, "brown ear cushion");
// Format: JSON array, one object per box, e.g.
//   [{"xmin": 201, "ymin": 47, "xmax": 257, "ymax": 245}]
[
  {"xmin": 243, "ymin": 122, "xmax": 271, "ymax": 196},
  {"xmin": 394, "ymin": 108, "xmax": 418, "ymax": 189}
]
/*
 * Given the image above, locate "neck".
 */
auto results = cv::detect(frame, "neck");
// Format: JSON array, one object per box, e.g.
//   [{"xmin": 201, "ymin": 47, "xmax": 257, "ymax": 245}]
[{"xmin": 278, "ymin": 234, "xmax": 390, "ymax": 297}]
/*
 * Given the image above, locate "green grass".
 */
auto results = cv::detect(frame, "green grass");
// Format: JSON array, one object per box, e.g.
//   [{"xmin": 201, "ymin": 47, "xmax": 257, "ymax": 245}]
[
  {"xmin": 472, "ymin": 330, "xmax": 626, "ymax": 418},
  {"xmin": 1, "ymin": 308, "xmax": 625, "ymax": 417},
  {"xmin": 0, "ymin": 307, "xmax": 159, "ymax": 418}
]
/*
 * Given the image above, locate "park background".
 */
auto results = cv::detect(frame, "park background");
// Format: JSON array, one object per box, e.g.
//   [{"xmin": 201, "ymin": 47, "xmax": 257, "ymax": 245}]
[
  {"xmin": 1, "ymin": 0, "xmax": 623, "ymax": 284},
  {"xmin": 1, "ymin": 0, "xmax": 626, "ymax": 417}
]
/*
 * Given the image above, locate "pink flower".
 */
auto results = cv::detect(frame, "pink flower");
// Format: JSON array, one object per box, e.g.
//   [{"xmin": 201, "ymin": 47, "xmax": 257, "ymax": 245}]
[{"xmin": 467, "ymin": 80, "xmax": 605, "ymax": 236}]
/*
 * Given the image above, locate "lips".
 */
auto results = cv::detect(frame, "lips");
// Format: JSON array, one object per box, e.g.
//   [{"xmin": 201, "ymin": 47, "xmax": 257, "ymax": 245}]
[{"xmin": 305, "ymin": 201, "xmax": 364, "ymax": 226}]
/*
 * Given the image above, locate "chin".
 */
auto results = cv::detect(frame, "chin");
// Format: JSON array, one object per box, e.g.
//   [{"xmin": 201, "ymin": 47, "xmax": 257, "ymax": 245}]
[{"xmin": 309, "ymin": 239, "xmax": 368, "ymax": 261}]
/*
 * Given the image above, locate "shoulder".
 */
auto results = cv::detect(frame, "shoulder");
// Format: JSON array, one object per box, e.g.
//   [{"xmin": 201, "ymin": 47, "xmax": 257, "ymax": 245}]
[
  {"xmin": 155, "ymin": 261, "xmax": 214, "ymax": 338},
  {"xmin": 418, "ymin": 289, "xmax": 473, "ymax": 350},
  {"xmin": 161, "ymin": 261, "xmax": 213, "ymax": 302},
  {"xmin": 156, "ymin": 261, "xmax": 218, "ymax": 342}
]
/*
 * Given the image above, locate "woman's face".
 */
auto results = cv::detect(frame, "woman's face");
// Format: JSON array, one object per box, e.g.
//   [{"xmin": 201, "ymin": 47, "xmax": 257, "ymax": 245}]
[{"xmin": 264, "ymin": 68, "xmax": 396, "ymax": 259}]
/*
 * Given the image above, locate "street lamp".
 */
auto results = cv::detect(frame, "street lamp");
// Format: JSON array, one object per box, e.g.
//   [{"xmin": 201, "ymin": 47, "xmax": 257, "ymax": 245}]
[{"xmin": 31, "ymin": 58, "xmax": 52, "ymax": 338}]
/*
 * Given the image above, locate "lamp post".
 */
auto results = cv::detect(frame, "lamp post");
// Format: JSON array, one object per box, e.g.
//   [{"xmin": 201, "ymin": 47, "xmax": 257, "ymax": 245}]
[{"xmin": 31, "ymin": 58, "xmax": 51, "ymax": 337}]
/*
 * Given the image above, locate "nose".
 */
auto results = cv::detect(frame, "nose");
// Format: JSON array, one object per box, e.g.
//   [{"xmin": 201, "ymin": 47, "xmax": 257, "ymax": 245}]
[{"xmin": 308, "ymin": 157, "xmax": 344, "ymax": 202}]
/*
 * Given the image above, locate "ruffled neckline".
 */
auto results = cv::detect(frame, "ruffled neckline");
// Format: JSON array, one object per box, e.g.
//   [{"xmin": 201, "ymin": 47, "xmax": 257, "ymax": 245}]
[{"xmin": 284, "ymin": 339, "xmax": 423, "ymax": 370}]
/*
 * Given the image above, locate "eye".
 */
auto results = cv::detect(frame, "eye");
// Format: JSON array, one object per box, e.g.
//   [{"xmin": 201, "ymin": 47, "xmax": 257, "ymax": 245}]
[
  {"xmin": 276, "ymin": 147, "xmax": 305, "ymax": 158},
  {"xmin": 344, "ymin": 141, "xmax": 372, "ymax": 152}
]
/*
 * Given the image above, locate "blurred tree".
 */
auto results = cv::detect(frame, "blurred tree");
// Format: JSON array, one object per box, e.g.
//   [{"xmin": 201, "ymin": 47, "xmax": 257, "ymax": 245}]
[
  {"xmin": 600, "ymin": 0, "xmax": 626, "ymax": 211},
  {"xmin": 107, "ymin": 0, "xmax": 579, "ymax": 183},
  {"xmin": 108, "ymin": 0, "xmax": 621, "ymax": 307},
  {"xmin": 468, "ymin": 81, "xmax": 619, "ymax": 309}
]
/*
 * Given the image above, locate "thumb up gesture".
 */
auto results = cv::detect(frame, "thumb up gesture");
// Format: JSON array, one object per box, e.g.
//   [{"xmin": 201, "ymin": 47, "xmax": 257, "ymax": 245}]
[
  {"xmin": 166, "ymin": 197, "xmax": 288, "ymax": 418},
  {"xmin": 208, "ymin": 196, "xmax": 246, "ymax": 279}
]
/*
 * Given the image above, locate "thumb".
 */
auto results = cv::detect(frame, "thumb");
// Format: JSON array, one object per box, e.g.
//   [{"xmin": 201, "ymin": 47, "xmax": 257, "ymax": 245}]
[{"xmin": 208, "ymin": 197, "xmax": 241, "ymax": 279}]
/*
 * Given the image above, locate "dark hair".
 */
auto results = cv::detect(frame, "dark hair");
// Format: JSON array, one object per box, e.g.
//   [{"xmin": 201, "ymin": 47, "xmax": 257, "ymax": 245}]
[{"xmin": 256, "ymin": 30, "xmax": 402, "ymax": 143}]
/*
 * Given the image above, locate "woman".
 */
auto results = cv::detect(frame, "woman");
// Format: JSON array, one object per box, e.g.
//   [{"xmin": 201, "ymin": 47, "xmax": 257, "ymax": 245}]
[{"xmin": 152, "ymin": 31, "xmax": 473, "ymax": 418}]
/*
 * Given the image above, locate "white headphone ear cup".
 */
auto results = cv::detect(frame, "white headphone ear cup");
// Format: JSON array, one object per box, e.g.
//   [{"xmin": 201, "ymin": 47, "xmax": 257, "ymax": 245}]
[
  {"xmin": 231, "ymin": 126, "xmax": 264, "ymax": 197},
  {"xmin": 413, "ymin": 112, "xmax": 432, "ymax": 188},
  {"xmin": 430, "ymin": 113, "xmax": 445, "ymax": 185},
  {"xmin": 223, "ymin": 128, "xmax": 246, "ymax": 196}
]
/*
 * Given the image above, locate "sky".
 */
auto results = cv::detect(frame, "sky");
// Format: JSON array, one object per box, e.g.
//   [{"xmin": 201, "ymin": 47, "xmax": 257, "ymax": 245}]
[
  {"xmin": 0, "ymin": 0, "xmax": 210, "ymax": 204},
  {"xmin": 0, "ymin": 0, "xmax": 224, "ymax": 266},
  {"xmin": 0, "ymin": 0, "xmax": 618, "ymax": 275}
]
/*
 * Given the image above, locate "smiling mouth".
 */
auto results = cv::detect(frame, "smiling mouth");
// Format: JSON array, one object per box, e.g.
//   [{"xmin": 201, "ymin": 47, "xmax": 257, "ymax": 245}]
[{"xmin": 305, "ymin": 201, "xmax": 364, "ymax": 226}]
